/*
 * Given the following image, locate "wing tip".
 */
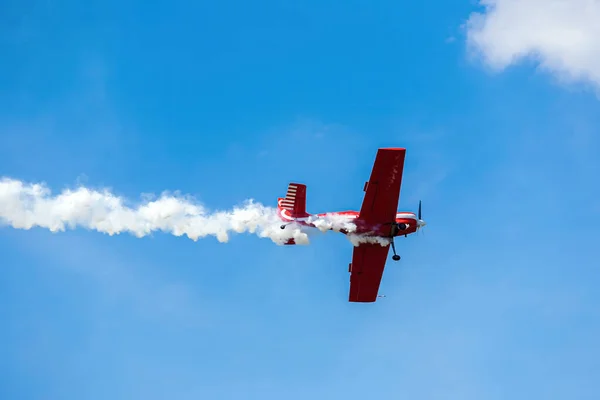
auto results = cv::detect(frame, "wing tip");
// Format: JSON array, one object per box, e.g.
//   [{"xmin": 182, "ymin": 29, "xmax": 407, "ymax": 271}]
[{"xmin": 349, "ymin": 296, "xmax": 377, "ymax": 303}]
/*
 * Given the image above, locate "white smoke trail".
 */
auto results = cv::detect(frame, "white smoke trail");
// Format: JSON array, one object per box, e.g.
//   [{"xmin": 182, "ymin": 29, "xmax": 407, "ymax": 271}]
[
  {"xmin": 0, "ymin": 177, "xmax": 309, "ymax": 245},
  {"xmin": 306, "ymin": 214, "xmax": 390, "ymax": 247},
  {"xmin": 347, "ymin": 234, "xmax": 391, "ymax": 247},
  {"xmin": 308, "ymin": 213, "xmax": 358, "ymax": 233},
  {"xmin": 0, "ymin": 177, "xmax": 391, "ymax": 247}
]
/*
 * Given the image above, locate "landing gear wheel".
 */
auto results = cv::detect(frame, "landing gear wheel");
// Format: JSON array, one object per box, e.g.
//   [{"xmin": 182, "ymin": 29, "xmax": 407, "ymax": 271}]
[
  {"xmin": 280, "ymin": 225, "xmax": 286, "ymax": 230},
  {"xmin": 390, "ymin": 240, "xmax": 401, "ymax": 261}
]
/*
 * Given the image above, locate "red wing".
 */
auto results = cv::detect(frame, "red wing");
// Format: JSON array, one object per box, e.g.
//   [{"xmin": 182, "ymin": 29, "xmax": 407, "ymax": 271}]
[
  {"xmin": 348, "ymin": 243, "xmax": 390, "ymax": 302},
  {"xmin": 359, "ymin": 148, "xmax": 406, "ymax": 226}
]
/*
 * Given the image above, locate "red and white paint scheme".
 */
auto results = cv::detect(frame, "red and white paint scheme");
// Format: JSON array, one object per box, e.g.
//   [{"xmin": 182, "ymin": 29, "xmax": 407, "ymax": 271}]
[{"xmin": 276, "ymin": 148, "xmax": 426, "ymax": 303}]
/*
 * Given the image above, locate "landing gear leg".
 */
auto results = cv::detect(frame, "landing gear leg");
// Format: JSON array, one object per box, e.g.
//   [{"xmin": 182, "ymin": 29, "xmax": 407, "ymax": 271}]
[{"xmin": 390, "ymin": 239, "xmax": 401, "ymax": 261}]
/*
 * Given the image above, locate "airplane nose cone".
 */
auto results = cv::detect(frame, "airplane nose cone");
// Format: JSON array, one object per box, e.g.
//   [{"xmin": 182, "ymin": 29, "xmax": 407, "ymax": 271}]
[{"xmin": 418, "ymin": 219, "xmax": 426, "ymax": 228}]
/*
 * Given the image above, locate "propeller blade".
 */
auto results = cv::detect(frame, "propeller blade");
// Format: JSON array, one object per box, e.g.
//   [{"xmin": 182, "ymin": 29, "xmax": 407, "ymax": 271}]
[{"xmin": 418, "ymin": 200, "xmax": 422, "ymax": 220}]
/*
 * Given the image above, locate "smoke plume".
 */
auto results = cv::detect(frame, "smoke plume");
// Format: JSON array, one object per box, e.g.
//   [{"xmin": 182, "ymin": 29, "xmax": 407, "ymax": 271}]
[{"xmin": 0, "ymin": 178, "xmax": 377, "ymax": 246}]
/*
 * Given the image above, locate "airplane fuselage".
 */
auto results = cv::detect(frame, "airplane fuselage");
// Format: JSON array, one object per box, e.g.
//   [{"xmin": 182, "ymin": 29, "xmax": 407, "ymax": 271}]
[{"xmin": 277, "ymin": 201, "xmax": 419, "ymax": 238}]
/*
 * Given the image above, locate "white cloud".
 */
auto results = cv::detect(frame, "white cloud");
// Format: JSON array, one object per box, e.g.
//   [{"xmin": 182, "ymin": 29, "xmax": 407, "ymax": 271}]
[{"xmin": 466, "ymin": 0, "xmax": 600, "ymax": 88}]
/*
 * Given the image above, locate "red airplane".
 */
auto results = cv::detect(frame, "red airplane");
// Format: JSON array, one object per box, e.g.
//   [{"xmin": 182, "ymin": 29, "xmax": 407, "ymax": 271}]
[{"xmin": 277, "ymin": 147, "xmax": 426, "ymax": 303}]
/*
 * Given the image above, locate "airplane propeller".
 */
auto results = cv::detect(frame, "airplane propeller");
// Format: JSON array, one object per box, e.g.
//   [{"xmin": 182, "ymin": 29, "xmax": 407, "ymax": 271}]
[{"xmin": 417, "ymin": 200, "xmax": 426, "ymax": 234}]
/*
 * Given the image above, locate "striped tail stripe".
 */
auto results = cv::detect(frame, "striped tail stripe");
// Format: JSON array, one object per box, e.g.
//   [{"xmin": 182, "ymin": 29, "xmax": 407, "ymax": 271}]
[{"xmin": 278, "ymin": 183, "xmax": 307, "ymax": 216}]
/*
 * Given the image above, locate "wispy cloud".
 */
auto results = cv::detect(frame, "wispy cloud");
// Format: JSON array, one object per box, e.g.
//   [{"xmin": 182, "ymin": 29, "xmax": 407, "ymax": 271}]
[{"xmin": 465, "ymin": 0, "xmax": 600, "ymax": 91}]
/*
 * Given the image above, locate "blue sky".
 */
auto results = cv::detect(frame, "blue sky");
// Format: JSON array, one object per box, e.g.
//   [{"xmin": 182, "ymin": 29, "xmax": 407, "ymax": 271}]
[{"xmin": 1, "ymin": 0, "xmax": 600, "ymax": 399}]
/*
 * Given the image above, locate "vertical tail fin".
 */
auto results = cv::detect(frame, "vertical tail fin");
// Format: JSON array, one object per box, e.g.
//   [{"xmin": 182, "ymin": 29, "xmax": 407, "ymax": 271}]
[{"xmin": 277, "ymin": 183, "xmax": 309, "ymax": 217}]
